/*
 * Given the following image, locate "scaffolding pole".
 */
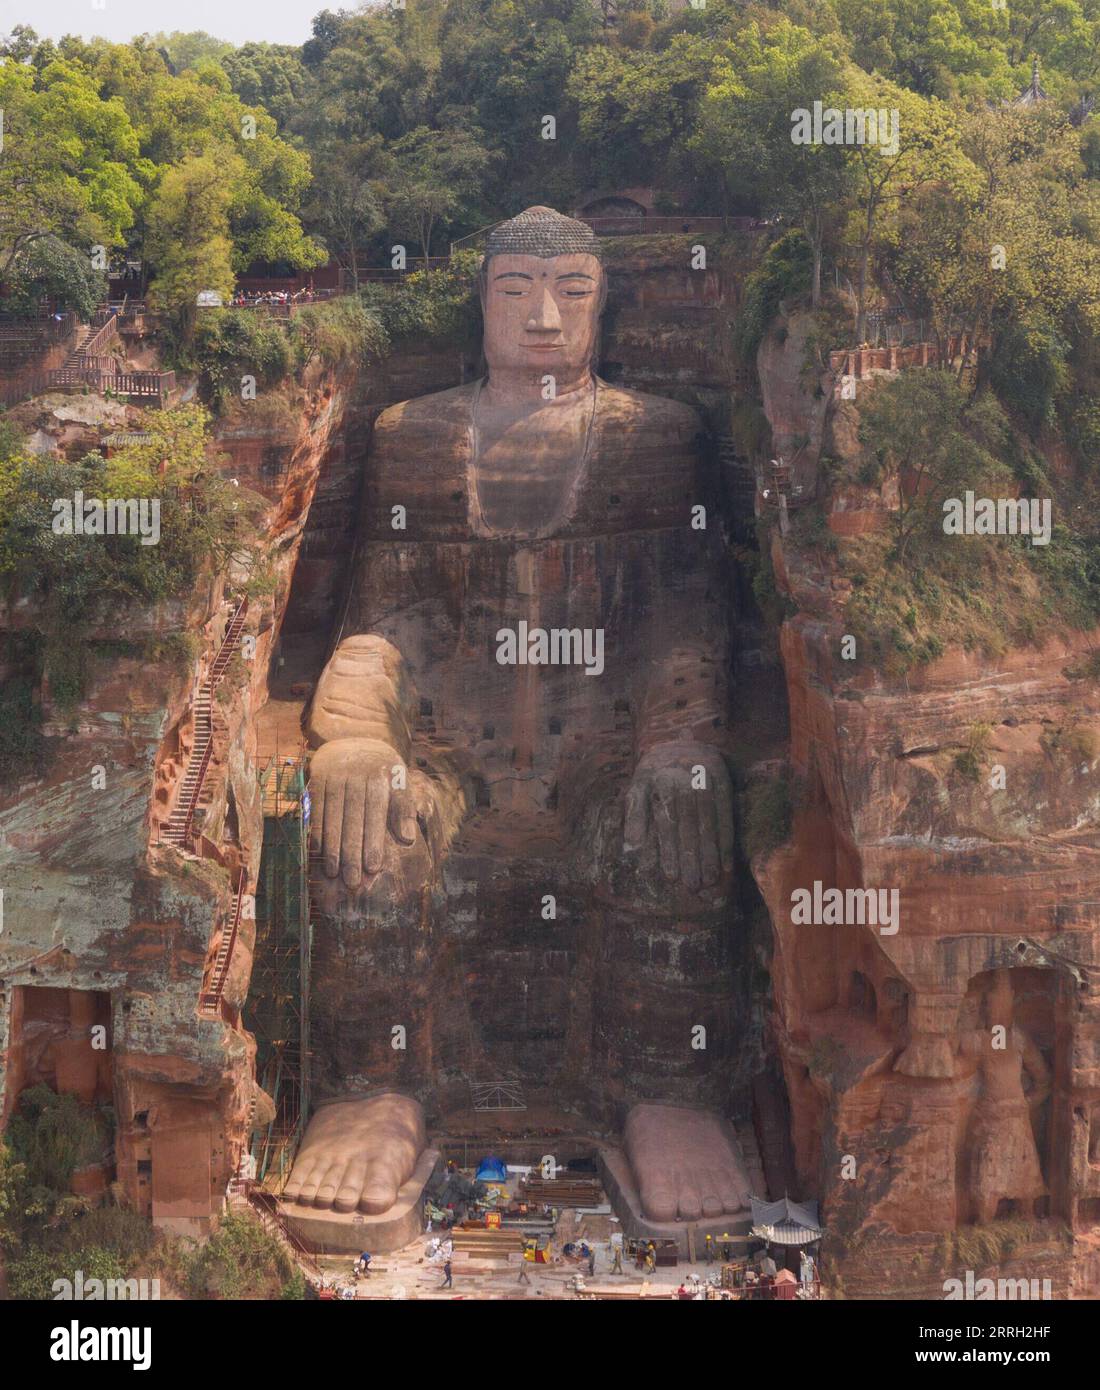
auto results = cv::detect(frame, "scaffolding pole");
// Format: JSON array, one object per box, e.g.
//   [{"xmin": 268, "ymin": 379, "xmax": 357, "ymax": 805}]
[{"xmin": 248, "ymin": 749, "xmax": 310, "ymax": 1188}]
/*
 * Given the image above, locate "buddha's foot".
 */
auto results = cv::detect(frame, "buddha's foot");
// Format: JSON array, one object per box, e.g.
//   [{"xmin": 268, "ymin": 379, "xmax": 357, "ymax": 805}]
[
  {"xmin": 283, "ymin": 1092, "xmax": 425, "ymax": 1215},
  {"xmin": 624, "ymin": 1102, "xmax": 751, "ymax": 1223}
]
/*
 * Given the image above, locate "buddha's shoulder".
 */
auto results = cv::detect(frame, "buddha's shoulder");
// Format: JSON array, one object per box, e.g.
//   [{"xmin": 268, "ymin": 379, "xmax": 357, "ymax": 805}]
[
  {"xmin": 593, "ymin": 380, "xmax": 702, "ymax": 441},
  {"xmin": 372, "ymin": 383, "xmax": 477, "ymax": 446},
  {"xmin": 372, "ymin": 379, "xmax": 701, "ymax": 438}
]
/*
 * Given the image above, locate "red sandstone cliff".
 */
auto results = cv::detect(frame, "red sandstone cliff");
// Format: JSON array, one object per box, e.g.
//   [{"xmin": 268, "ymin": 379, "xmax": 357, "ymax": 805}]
[{"xmin": 752, "ymin": 307, "xmax": 1100, "ymax": 1298}]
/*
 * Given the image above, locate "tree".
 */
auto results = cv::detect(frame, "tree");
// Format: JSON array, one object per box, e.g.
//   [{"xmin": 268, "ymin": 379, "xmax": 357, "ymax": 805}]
[
  {"xmin": 833, "ymin": 0, "xmax": 1015, "ymax": 98},
  {"xmin": 570, "ymin": 31, "xmax": 729, "ymax": 198},
  {"xmin": 0, "ymin": 24, "xmax": 39, "ymax": 63},
  {"xmin": 145, "ymin": 31, "xmax": 235, "ymax": 74},
  {"xmin": 0, "ymin": 57, "xmax": 145, "ymax": 283},
  {"xmin": 383, "ymin": 126, "xmax": 495, "ymax": 266},
  {"xmin": 4, "ymin": 235, "xmax": 106, "ymax": 318},
  {"xmin": 303, "ymin": 138, "xmax": 386, "ymax": 289},
  {"xmin": 890, "ymin": 105, "xmax": 1100, "ymax": 393},
  {"xmin": 695, "ymin": 20, "xmax": 854, "ymax": 305},
  {"xmin": 145, "ymin": 154, "xmax": 235, "ymax": 334},
  {"xmin": 858, "ymin": 369, "xmax": 1011, "ymax": 562},
  {"xmin": 220, "ymin": 42, "xmax": 308, "ymax": 130},
  {"xmin": 840, "ymin": 73, "xmax": 963, "ymax": 341}
]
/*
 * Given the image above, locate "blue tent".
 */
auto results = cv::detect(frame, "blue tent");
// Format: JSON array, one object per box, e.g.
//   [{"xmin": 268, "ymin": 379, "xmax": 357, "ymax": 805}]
[{"xmin": 475, "ymin": 1155, "xmax": 508, "ymax": 1183}]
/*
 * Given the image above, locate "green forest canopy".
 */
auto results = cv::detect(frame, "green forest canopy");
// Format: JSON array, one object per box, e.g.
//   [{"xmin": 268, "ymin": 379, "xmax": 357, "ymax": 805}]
[{"xmin": 3, "ymin": 1, "xmax": 1100, "ymax": 672}]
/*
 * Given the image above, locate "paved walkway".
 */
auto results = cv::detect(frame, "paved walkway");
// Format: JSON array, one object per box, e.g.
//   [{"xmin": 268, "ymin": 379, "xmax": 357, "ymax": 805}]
[{"xmin": 313, "ymin": 1234, "xmax": 727, "ymax": 1301}]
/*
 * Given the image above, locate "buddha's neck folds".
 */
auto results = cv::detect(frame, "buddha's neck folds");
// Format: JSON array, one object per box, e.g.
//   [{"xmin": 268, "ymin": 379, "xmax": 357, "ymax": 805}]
[{"xmin": 482, "ymin": 364, "xmax": 595, "ymax": 407}]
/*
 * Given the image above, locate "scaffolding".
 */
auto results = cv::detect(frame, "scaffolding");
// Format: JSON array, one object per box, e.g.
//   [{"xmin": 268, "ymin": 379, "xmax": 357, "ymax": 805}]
[{"xmin": 248, "ymin": 752, "xmax": 311, "ymax": 1189}]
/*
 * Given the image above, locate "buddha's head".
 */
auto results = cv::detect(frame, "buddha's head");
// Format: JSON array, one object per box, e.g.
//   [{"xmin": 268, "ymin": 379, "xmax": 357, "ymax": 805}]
[{"xmin": 479, "ymin": 206, "xmax": 606, "ymax": 389}]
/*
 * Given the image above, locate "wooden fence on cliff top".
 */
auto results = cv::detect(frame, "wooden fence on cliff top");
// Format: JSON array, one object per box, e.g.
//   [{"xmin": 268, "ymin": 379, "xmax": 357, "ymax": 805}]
[{"xmin": 0, "ymin": 365, "xmax": 175, "ymax": 409}]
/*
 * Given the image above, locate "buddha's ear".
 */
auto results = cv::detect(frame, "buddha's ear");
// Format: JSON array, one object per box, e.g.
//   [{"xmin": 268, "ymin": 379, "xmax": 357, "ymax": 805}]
[{"xmin": 596, "ymin": 268, "xmax": 608, "ymax": 316}]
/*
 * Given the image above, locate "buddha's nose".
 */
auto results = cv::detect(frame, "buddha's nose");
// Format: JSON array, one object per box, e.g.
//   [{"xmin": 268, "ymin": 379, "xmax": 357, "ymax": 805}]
[{"xmin": 526, "ymin": 287, "xmax": 562, "ymax": 333}]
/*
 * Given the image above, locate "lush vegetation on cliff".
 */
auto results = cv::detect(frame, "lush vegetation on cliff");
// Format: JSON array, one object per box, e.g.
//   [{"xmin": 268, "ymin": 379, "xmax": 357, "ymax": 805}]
[
  {"xmin": 5, "ymin": 2, "xmax": 1100, "ymax": 671},
  {"xmin": 0, "ymin": 1092, "xmax": 302, "ymax": 1299},
  {"xmin": 0, "ymin": 406, "xmax": 264, "ymax": 707},
  {"xmin": 175, "ymin": 257, "xmax": 480, "ymax": 408}
]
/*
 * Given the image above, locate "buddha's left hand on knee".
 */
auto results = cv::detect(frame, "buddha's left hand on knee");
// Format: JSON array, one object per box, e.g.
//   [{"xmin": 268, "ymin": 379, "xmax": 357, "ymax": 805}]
[{"xmin": 622, "ymin": 741, "xmax": 734, "ymax": 891}]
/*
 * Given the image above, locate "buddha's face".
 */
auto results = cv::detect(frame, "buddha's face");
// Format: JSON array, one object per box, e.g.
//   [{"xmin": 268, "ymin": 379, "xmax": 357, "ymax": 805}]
[{"xmin": 481, "ymin": 252, "xmax": 604, "ymax": 382}]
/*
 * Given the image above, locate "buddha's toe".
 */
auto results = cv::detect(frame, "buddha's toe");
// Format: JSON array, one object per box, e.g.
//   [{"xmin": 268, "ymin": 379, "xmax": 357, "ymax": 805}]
[
  {"xmin": 715, "ymin": 1166, "xmax": 745, "ymax": 1214},
  {"xmin": 359, "ymin": 1158, "xmax": 400, "ymax": 1215},
  {"xmin": 283, "ymin": 1153, "xmax": 320, "ymax": 1205},
  {"xmin": 312, "ymin": 1158, "xmax": 349, "ymax": 1209},
  {"xmin": 333, "ymin": 1155, "xmax": 370, "ymax": 1213},
  {"xmin": 697, "ymin": 1169, "xmax": 724, "ymax": 1218},
  {"xmin": 677, "ymin": 1171, "xmax": 703, "ymax": 1222},
  {"xmin": 639, "ymin": 1171, "xmax": 679, "ymax": 1223}
]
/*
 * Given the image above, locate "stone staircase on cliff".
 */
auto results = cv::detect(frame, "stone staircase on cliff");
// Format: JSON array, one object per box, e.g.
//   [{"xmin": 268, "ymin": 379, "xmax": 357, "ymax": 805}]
[
  {"xmin": 162, "ymin": 596, "xmax": 249, "ymax": 847},
  {"xmin": 246, "ymin": 1188, "xmax": 324, "ymax": 1281},
  {"xmin": 198, "ymin": 872, "xmax": 249, "ymax": 1018},
  {"xmin": 716, "ymin": 435, "xmax": 757, "ymax": 518}
]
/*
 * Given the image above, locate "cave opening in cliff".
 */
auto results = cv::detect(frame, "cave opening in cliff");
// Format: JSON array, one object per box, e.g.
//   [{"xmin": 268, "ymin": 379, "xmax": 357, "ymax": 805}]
[
  {"xmin": 3, "ymin": 984, "xmax": 113, "ymax": 1112},
  {"xmin": 2, "ymin": 985, "xmax": 116, "ymax": 1203}
]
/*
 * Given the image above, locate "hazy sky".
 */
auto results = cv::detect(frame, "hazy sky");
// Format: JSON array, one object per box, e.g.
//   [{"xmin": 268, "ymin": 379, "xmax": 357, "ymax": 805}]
[{"xmin": 1, "ymin": 0, "xmax": 345, "ymax": 48}]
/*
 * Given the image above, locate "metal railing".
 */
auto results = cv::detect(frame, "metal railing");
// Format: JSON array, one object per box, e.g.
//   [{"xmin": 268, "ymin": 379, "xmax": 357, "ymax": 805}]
[
  {"xmin": 199, "ymin": 871, "xmax": 248, "ymax": 1016},
  {"xmin": 247, "ymin": 1189, "xmax": 323, "ymax": 1280}
]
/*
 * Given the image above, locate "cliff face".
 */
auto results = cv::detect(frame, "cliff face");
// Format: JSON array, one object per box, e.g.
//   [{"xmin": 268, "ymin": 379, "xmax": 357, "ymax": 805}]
[
  {"xmin": 282, "ymin": 237, "xmax": 778, "ymax": 1127},
  {"xmin": 0, "ymin": 368, "xmax": 353, "ymax": 1233},
  {"xmin": 18, "ymin": 244, "xmax": 1082, "ymax": 1292},
  {"xmin": 753, "ymin": 310, "xmax": 1100, "ymax": 1297},
  {"xmin": 0, "ymin": 240, "xmax": 784, "ymax": 1240}
]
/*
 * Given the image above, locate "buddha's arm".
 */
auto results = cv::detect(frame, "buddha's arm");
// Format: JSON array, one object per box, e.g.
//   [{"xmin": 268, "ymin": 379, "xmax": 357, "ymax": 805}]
[
  {"xmin": 307, "ymin": 634, "xmax": 415, "ymax": 758},
  {"xmin": 306, "ymin": 634, "xmax": 462, "ymax": 888},
  {"xmin": 623, "ymin": 638, "xmax": 734, "ymax": 892},
  {"xmin": 1022, "ymin": 1033, "xmax": 1051, "ymax": 1109},
  {"xmin": 635, "ymin": 643, "xmax": 728, "ymax": 757}
]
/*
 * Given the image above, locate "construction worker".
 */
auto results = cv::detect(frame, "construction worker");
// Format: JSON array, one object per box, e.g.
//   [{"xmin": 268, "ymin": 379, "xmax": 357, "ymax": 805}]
[
  {"xmin": 610, "ymin": 1233, "xmax": 624, "ymax": 1274},
  {"xmin": 704, "ymin": 1233, "xmax": 714, "ymax": 1264},
  {"xmin": 441, "ymin": 1258, "xmax": 453, "ymax": 1289},
  {"xmin": 356, "ymin": 1251, "xmax": 372, "ymax": 1278}
]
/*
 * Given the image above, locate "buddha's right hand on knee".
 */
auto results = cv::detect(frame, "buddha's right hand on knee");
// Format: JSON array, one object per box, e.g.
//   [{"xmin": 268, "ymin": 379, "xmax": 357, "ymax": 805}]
[{"xmin": 308, "ymin": 738, "xmax": 419, "ymax": 889}]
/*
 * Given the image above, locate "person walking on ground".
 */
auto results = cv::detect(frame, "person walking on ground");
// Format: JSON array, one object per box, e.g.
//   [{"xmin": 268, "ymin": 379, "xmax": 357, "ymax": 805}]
[
  {"xmin": 441, "ymin": 1258, "xmax": 453, "ymax": 1289},
  {"xmin": 610, "ymin": 1241, "xmax": 623, "ymax": 1275},
  {"xmin": 588, "ymin": 1248, "xmax": 596, "ymax": 1278},
  {"xmin": 518, "ymin": 1260, "xmax": 531, "ymax": 1285}
]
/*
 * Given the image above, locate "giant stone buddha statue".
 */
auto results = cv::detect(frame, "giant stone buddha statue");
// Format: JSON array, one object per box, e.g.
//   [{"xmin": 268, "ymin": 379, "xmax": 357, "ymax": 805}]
[{"xmin": 282, "ymin": 207, "xmax": 751, "ymax": 1231}]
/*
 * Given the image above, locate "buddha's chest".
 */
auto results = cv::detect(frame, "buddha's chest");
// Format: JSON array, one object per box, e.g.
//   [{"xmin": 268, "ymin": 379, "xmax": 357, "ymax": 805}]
[{"xmin": 469, "ymin": 394, "xmax": 594, "ymax": 539}]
